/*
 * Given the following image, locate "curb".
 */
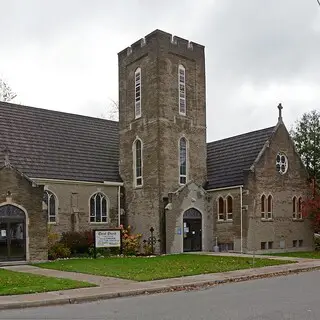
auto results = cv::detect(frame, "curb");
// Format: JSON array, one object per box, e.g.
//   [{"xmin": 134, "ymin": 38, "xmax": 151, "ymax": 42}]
[{"xmin": 1, "ymin": 265, "xmax": 320, "ymax": 311}]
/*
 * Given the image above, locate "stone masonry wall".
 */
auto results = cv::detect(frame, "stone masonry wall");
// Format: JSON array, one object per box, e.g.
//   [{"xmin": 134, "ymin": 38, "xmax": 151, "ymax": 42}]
[
  {"xmin": 246, "ymin": 122, "xmax": 313, "ymax": 254},
  {"xmin": 118, "ymin": 30, "xmax": 207, "ymax": 250},
  {"xmin": 43, "ymin": 182, "xmax": 120, "ymax": 236},
  {"xmin": 0, "ymin": 167, "xmax": 47, "ymax": 261}
]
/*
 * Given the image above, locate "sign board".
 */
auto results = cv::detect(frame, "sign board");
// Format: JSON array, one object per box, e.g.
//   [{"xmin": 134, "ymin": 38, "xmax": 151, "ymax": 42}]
[
  {"xmin": 1, "ymin": 229, "xmax": 6, "ymax": 237},
  {"xmin": 94, "ymin": 229, "xmax": 121, "ymax": 248}
]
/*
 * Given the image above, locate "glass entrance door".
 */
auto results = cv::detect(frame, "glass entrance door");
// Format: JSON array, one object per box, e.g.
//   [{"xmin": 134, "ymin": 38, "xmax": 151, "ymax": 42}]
[
  {"xmin": 0, "ymin": 221, "xmax": 26, "ymax": 261},
  {"xmin": 0, "ymin": 222, "xmax": 8, "ymax": 261}
]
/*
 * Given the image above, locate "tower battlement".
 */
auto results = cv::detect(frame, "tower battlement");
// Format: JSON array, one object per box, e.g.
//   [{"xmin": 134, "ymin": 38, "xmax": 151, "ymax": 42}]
[{"xmin": 118, "ymin": 29, "xmax": 204, "ymax": 61}]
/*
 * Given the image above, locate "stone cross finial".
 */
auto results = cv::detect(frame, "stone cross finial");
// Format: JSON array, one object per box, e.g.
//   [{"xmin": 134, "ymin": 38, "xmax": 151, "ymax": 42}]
[
  {"xmin": 277, "ymin": 103, "xmax": 283, "ymax": 122},
  {"xmin": 3, "ymin": 146, "xmax": 10, "ymax": 167}
]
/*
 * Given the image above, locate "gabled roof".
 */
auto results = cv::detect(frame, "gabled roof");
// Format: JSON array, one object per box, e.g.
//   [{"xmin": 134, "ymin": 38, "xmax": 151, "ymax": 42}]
[
  {"xmin": 0, "ymin": 102, "xmax": 121, "ymax": 183},
  {"xmin": 206, "ymin": 126, "xmax": 276, "ymax": 189}
]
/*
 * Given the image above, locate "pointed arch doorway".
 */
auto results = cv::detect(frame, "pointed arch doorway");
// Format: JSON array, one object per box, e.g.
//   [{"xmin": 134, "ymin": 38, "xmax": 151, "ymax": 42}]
[
  {"xmin": 0, "ymin": 205, "xmax": 26, "ymax": 261},
  {"xmin": 183, "ymin": 208, "xmax": 202, "ymax": 252}
]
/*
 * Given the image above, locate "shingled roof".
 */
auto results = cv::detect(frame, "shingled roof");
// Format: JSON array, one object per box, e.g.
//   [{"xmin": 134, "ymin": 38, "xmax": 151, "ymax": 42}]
[
  {"xmin": 206, "ymin": 126, "xmax": 276, "ymax": 189},
  {"xmin": 0, "ymin": 102, "xmax": 121, "ymax": 183}
]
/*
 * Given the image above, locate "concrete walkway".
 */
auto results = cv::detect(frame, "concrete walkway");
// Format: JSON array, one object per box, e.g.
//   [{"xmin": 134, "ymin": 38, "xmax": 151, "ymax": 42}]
[{"xmin": 1, "ymin": 255, "xmax": 320, "ymax": 311}]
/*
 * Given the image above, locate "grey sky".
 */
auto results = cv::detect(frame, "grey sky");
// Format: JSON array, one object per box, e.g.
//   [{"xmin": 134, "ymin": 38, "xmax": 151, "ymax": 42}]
[{"xmin": 0, "ymin": 0, "xmax": 319, "ymax": 141}]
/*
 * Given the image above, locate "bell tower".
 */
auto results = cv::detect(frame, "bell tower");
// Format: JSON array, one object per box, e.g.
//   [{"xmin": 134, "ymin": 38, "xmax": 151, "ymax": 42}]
[{"xmin": 118, "ymin": 30, "xmax": 207, "ymax": 252}]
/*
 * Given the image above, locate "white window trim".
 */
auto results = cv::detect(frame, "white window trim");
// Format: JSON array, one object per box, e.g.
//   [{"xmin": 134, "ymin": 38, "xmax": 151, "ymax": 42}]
[
  {"xmin": 133, "ymin": 137, "xmax": 143, "ymax": 188},
  {"xmin": 178, "ymin": 64, "xmax": 186, "ymax": 116},
  {"xmin": 292, "ymin": 196, "xmax": 297, "ymax": 220},
  {"xmin": 178, "ymin": 136, "xmax": 188, "ymax": 185},
  {"xmin": 276, "ymin": 152, "xmax": 288, "ymax": 175},
  {"xmin": 297, "ymin": 196, "xmax": 303, "ymax": 220},
  {"xmin": 226, "ymin": 194, "xmax": 233, "ymax": 221},
  {"xmin": 43, "ymin": 187, "xmax": 58, "ymax": 225},
  {"xmin": 266, "ymin": 194, "xmax": 273, "ymax": 220},
  {"xmin": 135, "ymin": 67, "xmax": 142, "ymax": 119},
  {"xmin": 260, "ymin": 194, "xmax": 266, "ymax": 219},
  {"xmin": 217, "ymin": 196, "xmax": 225, "ymax": 221},
  {"xmin": 88, "ymin": 191, "xmax": 109, "ymax": 224}
]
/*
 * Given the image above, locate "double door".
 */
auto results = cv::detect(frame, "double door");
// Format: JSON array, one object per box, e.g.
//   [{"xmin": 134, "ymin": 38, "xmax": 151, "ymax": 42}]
[{"xmin": 0, "ymin": 220, "xmax": 26, "ymax": 261}]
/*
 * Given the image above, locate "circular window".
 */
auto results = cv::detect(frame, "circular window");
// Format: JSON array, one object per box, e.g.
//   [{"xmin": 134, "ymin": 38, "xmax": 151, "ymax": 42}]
[{"xmin": 276, "ymin": 152, "xmax": 288, "ymax": 174}]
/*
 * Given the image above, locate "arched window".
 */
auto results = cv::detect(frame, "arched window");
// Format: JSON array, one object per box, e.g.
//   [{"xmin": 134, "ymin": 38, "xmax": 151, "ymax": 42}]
[
  {"xmin": 179, "ymin": 137, "xmax": 187, "ymax": 184},
  {"xmin": 43, "ymin": 190, "xmax": 57, "ymax": 223},
  {"xmin": 90, "ymin": 192, "xmax": 108, "ymax": 223},
  {"xmin": 133, "ymin": 138, "xmax": 143, "ymax": 187},
  {"xmin": 292, "ymin": 196, "xmax": 297, "ymax": 219},
  {"xmin": 226, "ymin": 196, "xmax": 233, "ymax": 220},
  {"xmin": 135, "ymin": 68, "xmax": 141, "ymax": 119},
  {"xmin": 178, "ymin": 64, "xmax": 186, "ymax": 115},
  {"xmin": 218, "ymin": 197, "xmax": 225, "ymax": 220},
  {"xmin": 297, "ymin": 197, "xmax": 302, "ymax": 219},
  {"xmin": 267, "ymin": 195, "xmax": 273, "ymax": 219},
  {"xmin": 261, "ymin": 195, "xmax": 266, "ymax": 219}
]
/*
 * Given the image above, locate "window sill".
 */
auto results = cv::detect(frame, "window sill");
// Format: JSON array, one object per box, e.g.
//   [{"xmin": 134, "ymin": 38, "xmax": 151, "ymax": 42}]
[
  {"xmin": 48, "ymin": 222, "xmax": 57, "ymax": 225},
  {"xmin": 292, "ymin": 218, "xmax": 304, "ymax": 222},
  {"xmin": 90, "ymin": 222, "xmax": 109, "ymax": 225},
  {"xmin": 217, "ymin": 220, "xmax": 233, "ymax": 223},
  {"xmin": 134, "ymin": 185, "xmax": 143, "ymax": 189},
  {"xmin": 261, "ymin": 218, "xmax": 273, "ymax": 222}
]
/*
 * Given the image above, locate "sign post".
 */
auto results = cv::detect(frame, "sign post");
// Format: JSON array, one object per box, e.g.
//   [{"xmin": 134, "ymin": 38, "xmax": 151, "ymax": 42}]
[{"xmin": 93, "ymin": 229, "xmax": 122, "ymax": 258}]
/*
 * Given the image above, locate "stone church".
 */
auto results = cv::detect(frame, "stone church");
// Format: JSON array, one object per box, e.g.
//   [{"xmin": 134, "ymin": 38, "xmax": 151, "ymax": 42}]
[{"xmin": 0, "ymin": 29, "xmax": 313, "ymax": 262}]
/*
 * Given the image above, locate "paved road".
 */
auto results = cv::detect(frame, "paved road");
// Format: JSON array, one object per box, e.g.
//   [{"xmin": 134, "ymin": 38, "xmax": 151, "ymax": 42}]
[{"xmin": 1, "ymin": 270, "xmax": 320, "ymax": 320}]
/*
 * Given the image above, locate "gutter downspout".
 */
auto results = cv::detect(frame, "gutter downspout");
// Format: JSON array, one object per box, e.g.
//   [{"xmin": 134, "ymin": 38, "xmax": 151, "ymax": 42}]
[
  {"xmin": 118, "ymin": 186, "xmax": 121, "ymax": 227},
  {"xmin": 240, "ymin": 186, "xmax": 243, "ymax": 253}
]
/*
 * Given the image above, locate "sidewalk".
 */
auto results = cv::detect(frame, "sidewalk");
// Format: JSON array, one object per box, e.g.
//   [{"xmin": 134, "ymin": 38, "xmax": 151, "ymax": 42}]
[{"xmin": 1, "ymin": 257, "xmax": 320, "ymax": 311}]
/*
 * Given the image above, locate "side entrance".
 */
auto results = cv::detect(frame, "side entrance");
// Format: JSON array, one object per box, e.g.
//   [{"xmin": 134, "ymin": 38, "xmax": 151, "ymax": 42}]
[
  {"xmin": 183, "ymin": 208, "xmax": 202, "ymax": 252},
  {"xmin": 0, "ymin": 205, "xmax": 26, "ymax": 261}
]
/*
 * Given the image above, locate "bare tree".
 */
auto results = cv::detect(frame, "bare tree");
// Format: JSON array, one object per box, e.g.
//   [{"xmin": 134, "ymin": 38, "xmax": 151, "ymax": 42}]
[
  {"xmin": 0, "ymin": 79, "xmax": 17, "ymax": 102},
  {"xmin": 105, "ymin": 98, "xmax": 119, "ymax": 121}
]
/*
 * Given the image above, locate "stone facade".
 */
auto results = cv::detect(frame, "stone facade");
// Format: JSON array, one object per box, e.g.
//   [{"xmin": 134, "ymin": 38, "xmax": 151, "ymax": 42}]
[
  {"xmin": 0, "ymin": 29, "xmax": 314, "ymax": 261},
  {"xmin": 35, "ymin": 180, "xmax": 121, "ymax": 235},
  {"xmin": 0, "ymin": 166, "xmax": 47, "ymax": 261},
  {"xmin": 245, "ymin": 122, "xmax": 313, "ymax": 253},
  {"xmin": 118, "ymin": 30, "xmax": 207, "ymax": 252}
]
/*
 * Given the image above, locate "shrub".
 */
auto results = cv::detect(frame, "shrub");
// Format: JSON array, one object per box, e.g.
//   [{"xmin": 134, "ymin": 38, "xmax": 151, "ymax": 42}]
[
  {"xmin": 121, "ymin": 225, "xmax": 142, "ymax": 255},
  {"xmin": 60, "ymin": 231, "xmax": 93, "ymax": 254},
  {"xmin": 315, "ymin": 235, "xmax": 320, "ymax": 251},
  {"xmin": 48, "ymin": 242, "xmax": 71, "ymax": 260}
]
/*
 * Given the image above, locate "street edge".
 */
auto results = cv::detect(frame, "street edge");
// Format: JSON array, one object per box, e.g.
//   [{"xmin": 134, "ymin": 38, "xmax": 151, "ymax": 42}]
[{"xmin": 1, "ymin": 265, "xmax": 320, "ymax": 311}]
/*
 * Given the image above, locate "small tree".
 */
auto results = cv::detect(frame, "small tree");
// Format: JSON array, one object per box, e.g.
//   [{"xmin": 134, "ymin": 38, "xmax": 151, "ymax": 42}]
[
  {"xmin": 106, "ymin": 98, "xmax": 119, "ymax": 121},
  {"xmin": 302, "ymin": 179, "xmax": 320, "ymax": 232},
  {"xmin": 0, "ymin": 79, "xmax": 17, "ymax": 102},
  {"xmin": 291, "ymin": 110, "xmax": 320, "ymax": 182}
]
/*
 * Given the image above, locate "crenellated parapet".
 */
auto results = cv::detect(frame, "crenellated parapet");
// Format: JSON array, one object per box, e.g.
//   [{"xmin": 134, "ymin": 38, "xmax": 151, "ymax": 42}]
[{"xmin": 118, "ymin": 29, "xmax": 204, "ymax": 61}]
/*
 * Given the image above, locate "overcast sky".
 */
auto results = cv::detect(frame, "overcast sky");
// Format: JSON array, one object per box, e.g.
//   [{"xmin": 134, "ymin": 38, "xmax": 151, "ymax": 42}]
[{"xmin": 1, "ymin": 0, "xmax": 320, "ymax": 141}]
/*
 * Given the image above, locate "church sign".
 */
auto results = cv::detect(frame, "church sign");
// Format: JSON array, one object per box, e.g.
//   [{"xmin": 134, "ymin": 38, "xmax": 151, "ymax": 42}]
[{"xmin": 93, "ymin": 229, "xmax": 122, "ymax": 259}]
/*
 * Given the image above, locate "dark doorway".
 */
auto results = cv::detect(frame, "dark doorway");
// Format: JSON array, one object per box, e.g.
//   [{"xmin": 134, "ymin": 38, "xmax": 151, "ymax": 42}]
[
  {"xmin": 0, "ymin": 205, "xmax": 26, "ymax": 261},
  {"xmin": 183, "ymin": 208, "xmax": 202, "ymax": 252}
]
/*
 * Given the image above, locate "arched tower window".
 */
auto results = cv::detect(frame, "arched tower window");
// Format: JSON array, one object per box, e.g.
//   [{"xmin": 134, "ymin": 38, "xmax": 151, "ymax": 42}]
[
  {"xmin": 89, "ymin": 192, "xmax": 108, "ymax": 223},
  {"xmin": 135, "ymin": 67, "xmax": 141, "ymax": 119},
  {"xmin": 178, "ymin": 64, "xmax": 186, "ymax": 115},
  {"xmin": 133, "ymin": 138, "xmax": 143, "ymax": 187},
  {"xmin": 179, "ymin": 137, "xmax": 187, "ymax": 184},
  {"xmin": 43, "ymin": 190, "xmax": 57, "ymax": 223}
]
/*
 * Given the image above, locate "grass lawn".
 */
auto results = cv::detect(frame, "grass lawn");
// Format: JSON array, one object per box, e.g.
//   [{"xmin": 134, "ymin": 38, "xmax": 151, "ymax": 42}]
[
  {"xmin": 34, "ymin": 254, "xmax": 294, "ymax": 281},
  {"xmin": 0, "ymin": 269, "xmax": 96, "ymax": 296},
  {"xmin": 268, "ymin": 251, "xmax": 320, "ymax": 259}
]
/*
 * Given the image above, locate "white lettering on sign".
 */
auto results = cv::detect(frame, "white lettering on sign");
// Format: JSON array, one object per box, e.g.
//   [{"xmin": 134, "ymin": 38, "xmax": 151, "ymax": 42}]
[{"xmin": 95, "ymin": 230, "xmax": 121, "ymax": 248}]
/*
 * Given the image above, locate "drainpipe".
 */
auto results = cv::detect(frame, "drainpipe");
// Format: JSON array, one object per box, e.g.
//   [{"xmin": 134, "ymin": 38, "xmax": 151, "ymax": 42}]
[
  {"xmin": 240, "ymin": 186, "xmax": 243, "ymax": 253},
  {"xmin": 117, "ymin": 186, "xmax": 121, "ymax": 227}
]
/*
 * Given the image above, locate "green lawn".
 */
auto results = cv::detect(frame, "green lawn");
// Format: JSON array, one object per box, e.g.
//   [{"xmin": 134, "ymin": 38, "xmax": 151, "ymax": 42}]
[
  {"xmin": 0, "ymin": 269, "xmax": 96, "ymax": 296},
  {"xmin": 268, "ymin": 251, "xmax": 320, "ymax": 259},
  {"xmin": 34, "ymin": 254, "xmax": 294, "ymax": 281}
]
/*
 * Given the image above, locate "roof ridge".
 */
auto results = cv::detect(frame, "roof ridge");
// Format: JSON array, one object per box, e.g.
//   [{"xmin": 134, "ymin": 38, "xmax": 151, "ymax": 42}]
[
  {"xmin": 207, "ymin": 126, "xmax": 275, "ymax": 145},
  {"xmin": 0, "ymin": 101, "xmax": 119, "ymax": 125}
]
